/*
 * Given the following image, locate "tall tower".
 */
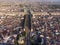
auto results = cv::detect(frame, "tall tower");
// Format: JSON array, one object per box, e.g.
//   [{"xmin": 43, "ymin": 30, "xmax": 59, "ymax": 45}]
[{"xmin": 24, "ymin": 6, "xmax": 32, "ymax": 45}]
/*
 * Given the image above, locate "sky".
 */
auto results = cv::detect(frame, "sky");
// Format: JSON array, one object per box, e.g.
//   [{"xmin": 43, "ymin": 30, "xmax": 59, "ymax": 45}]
[{"xmin": 0, "ymin": 0, "xmax": 60, "ymax": 2}]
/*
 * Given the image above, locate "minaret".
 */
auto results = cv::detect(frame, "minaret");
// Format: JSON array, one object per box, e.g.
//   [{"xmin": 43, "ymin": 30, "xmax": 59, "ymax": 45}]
[{"xmin": 24, "ymin": 6, "xmax": 32, "ymax": 45}]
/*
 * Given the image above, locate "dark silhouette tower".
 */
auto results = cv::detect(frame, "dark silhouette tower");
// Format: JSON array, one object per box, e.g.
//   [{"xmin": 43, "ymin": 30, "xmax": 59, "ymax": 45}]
[{"xmin": 24, "ymin": 7, "xmax": 32, "ymax": 45}]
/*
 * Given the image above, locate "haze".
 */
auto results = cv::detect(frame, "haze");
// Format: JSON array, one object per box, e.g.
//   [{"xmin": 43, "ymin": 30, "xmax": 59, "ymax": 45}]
[{"xmin": 0, "ymin": 0, "xmax": 60, "ymax": 2}]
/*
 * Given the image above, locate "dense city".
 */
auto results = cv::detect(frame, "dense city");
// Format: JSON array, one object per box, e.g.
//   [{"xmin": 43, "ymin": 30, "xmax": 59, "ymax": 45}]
[{"xmin": 0, "ymin": 2, "xmax": 60, "ymax": 45}]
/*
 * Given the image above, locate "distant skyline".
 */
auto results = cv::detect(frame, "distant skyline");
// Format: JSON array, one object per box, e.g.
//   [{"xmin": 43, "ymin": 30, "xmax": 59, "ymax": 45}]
[{"xmin": 0, "ymin": 0, "xmax": 60, "ymax": 2}]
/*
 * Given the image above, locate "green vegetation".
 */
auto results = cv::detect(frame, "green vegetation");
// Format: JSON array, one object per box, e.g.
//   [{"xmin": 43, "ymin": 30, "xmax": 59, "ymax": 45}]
[{"xmin": 48, "ymin": 5, "xmax": 60, "ymax": 9}]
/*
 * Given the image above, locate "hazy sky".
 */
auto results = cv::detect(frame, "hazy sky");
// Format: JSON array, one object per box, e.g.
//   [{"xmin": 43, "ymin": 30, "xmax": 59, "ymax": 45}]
[{"xmin": 0, "ymin": 0, "xmax": 60, "ymax": 2}]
